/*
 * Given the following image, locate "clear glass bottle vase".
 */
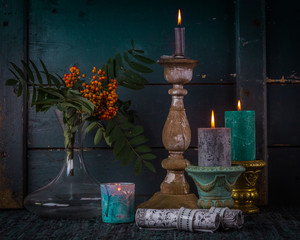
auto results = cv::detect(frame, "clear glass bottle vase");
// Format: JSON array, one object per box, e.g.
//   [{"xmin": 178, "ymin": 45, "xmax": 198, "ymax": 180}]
[{"xmin": 24, "ymin": 114, "xmax": 101, "ymax": 218}]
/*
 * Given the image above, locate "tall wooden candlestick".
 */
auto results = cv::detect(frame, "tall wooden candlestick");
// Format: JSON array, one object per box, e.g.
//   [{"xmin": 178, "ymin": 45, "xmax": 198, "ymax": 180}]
[{"xmin": 138, "ymin": 57, "xmax": 198, "ymax": 209}]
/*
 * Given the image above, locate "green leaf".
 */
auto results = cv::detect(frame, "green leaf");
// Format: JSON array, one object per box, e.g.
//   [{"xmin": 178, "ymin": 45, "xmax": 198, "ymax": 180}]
[
  {"xmin": 60, "ymin": 102, "xmax": 81, "ymax": 111},
  {"xmin": 119, "ymin": 119, "xmax": 133, "ymax": 130},
  {"xmin": 130, "ymin": 39, "xmax": 135, "ymax": 48},
  {"xmin": 31, "ymin": 86, "xmax": 37, "ymax": 107},
  {"xmin": 134, "ymin": 157, "xmax": 142, "ymax": 175},
  {"xmin": 39, "ymin": 88, "xmax": 64, "ymax": 99},
  {"xmin": 40, "ymin": 59, "xmax": 51, "ymax": 85},
  {"xmin": 105, "ymin": 120, "xmax": 115, "ymax": 135},
  {"xmin": 126, "ymin": 125, "xmax": 144, "ymax": 137},
  {"xmin": 30, "ymin": 60, "xmax": 43, "ymax": 84},
  {"xmin": 109, "ymin": 126, "xmax": 123, "ymax": 144},
  {"xmin": 123, "ymin": 69, "xmax": 149, "ymax": 85},
  {"xmin": 21, "ymin": 60, "xmax": 35, "ymax": 82},
  {"xmin": 86, "ymin": 122, "xmax": 98, "ymax": 133},
  {"xmin": 9, "ymin": 68, "xmax": 20, "ymax": 80},
  {"xmin": 10, "ymin": 62, "xmax": 26, "ymax": 81},
  {"xmin": 49, "ymin": 74, "xmax": 61, "ymax": 88},
  {"xmin": 94, "ymin": 128, "xmax": 103, "ymax": 145},
  {"xmin": 133, "ymin": 49, "xmax": 144, "ymax": 54},
  {"xmin": 115, "ymin": 52, "xmax": 123, "ymax": 71},
  {"xmin": 115, "ymin": 144, "xmax": 130, "ymax": 161},
  {"xmin": 118, "ymin": 77, "xmax": 144, "ymax": 90},
  {"xmin": 123, "ymin": 51, "xmax": 129, "ymax": 63},
  {"xmin": 127, "ymin": 61, "xmax": 153, "ymax": 73},
  {"xmin": 107, "ymin": 57, "xmax": 115, "ymax": 78},
  {"xmin": 135, "ymin": 145, "xmax": 152, "ymax": 153},
  {"xmin": 132, "ymin": 54, "xmax": 156, "ymax": 64},
  {"xmin": 103, "ymin": 132, "xmax": 112, "ymax": 147},
  {"xmin": 141, "ymin": 153, "xmax": 156, "ymax": 160},
  {"xmin": 113, "ymin": 138, "xmax": 126, "ymax": 156},
  {"xmin": 121, "ymin": 151, "xmax": 135, "ymax": 166},
  {"xmin": 35, "ymin": 99, "xmax": 63, "ymax": 105},
  {"xmin": 17, "ymin": 83, "xmax": 23, "ymax": 97},
  {"xmin": 129, "ymin": 135, "xmax": 148, "ymax": 146},
  {"xmin": 143, "ymin": 161, "xmax": 156, "ymax": 173},
  {"xmin": 5, "ymin": 79, "xmax": 18, "ymax": 86}
]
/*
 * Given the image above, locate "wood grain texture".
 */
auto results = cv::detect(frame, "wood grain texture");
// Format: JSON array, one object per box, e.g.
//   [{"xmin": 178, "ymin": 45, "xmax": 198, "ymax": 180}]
[
  {"xmin": 28, "ymin": 0, "xmax": 235, "ymax": 84},
  {"xmin": 266, "ymin": 0, "xmax": 300, "ymax": 81},
  {"xmin": 0, "ymin": 0, "xmax": 27, "ymax": 208},
  {"xmin": 235, "ymin": 0, "xmax": 268, "ymax": 204},
  {"xmin": 267, "ymin": 85, "xmax": 300, "ymax": 146}
]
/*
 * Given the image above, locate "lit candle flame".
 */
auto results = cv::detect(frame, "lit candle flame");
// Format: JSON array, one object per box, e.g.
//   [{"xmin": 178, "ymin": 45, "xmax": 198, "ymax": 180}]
[
  {"xmin": 211, "ymin": 110, "xmax": 215, "ymax": 128},
  {"xmin": 178, "ymin": 9, "xmax": 181, "ymax": 26},
  {"xmin": 117, "ymin": 186, "xmax": 121, "ymax": 191},
  {"xmin": 237, "ymin": 100, "xmax": 241, "ymax": 111}
]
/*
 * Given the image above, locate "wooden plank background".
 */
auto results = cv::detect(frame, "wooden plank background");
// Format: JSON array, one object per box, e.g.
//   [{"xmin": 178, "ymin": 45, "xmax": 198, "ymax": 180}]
[{"xmin": 1, "ymin": 0, "xmax": 299, "ymax": 208}]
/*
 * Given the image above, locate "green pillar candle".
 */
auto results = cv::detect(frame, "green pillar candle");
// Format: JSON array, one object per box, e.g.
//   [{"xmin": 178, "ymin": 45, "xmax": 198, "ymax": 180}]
[{"xmin": 225, "ymin": 110, "xmax": 255, "ymax": 161}]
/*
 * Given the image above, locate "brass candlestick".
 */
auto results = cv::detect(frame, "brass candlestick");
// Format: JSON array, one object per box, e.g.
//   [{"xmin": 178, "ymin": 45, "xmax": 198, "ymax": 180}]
[{"xmin": 138, "ymin": 57, "xmax": 199, "ymax": 209}]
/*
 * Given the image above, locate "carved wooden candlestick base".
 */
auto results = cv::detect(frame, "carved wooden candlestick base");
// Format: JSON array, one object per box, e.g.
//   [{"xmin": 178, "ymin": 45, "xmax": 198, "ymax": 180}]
[{"xmin": 138, "ymin": 57, "xmax": 199, "ymax": 209}]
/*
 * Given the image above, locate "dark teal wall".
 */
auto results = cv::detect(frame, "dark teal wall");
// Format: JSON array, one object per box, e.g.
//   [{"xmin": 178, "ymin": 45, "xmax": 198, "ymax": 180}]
[{"xmin": 1, "ymin": 0, "xmax": 299, "ymax": 207}]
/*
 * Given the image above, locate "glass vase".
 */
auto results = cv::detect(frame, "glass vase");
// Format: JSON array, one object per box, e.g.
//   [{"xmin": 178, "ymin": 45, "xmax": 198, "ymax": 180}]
[{"xmin": 24, "ymin": 114, "xmax": 101, "ymax": 218}]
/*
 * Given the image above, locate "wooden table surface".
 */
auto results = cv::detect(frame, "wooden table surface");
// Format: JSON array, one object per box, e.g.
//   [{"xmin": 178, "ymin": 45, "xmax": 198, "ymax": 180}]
[{"xmin": 0, "ymin": 205, "xmax": 299, "ymax": 240}]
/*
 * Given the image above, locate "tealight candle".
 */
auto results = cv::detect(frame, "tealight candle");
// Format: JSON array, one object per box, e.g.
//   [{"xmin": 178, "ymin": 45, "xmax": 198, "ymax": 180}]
[
  {"xmin": 100, "ymin": 182, "xmax": 135, "ymax": 223},
  {"xmin": 198, "ymin": 110, "xmax": 231, "ymax": 167},
  {"xmin": 225, "ymin": 100, "xmax": 256, "ymax": 161},
  {"xmin": 175, "ymin": 9, "xmax": 185, "ymax": 56}
]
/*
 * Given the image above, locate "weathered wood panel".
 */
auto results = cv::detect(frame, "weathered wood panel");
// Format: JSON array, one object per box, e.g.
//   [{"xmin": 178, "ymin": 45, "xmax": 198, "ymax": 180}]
[
  {"xmin": 28, "ymin": 0, "xmax": 235, "ymax": 84},
  {"xmin": 0, "ymin": 0, "xmax": 27, "ymax": 208},
  {"xmin": 28, "ymin": 85, "xmax": 235, "ymax": 148},
  {"xmin": 235, "ymin": 0, "xmax": 268, "ymax": 204},
  {"xmin": 267, "ymin": 85, "xmax": 300, "ymax": 146},
  {"xmin": 266, "ymin": 0, "xmax": 300, "ymax": 82},
  {"xmin": 268, "ymin": 148, "xmax": 300, "ymax": 204}
]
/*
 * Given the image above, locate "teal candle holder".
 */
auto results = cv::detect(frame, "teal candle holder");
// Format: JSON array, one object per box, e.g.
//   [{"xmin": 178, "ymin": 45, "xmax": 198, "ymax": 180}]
[
  {"xmin": 100, "ymin": 183, "xmax": 135, "ymax": 223},
  {"xmin": 185, "ymin": 165, "xmax": 245, "ymax": 209}
]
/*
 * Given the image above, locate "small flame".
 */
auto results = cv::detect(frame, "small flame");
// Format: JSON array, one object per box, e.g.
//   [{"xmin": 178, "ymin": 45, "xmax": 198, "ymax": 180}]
[
  {"xmin": 237, "ymin": 100, "xmax": 241, "ymax": 111},
  {"xmin": 211, "ymin": 110, "xmax": 215, "ymax": 128},
  {"xmin": 178, "ymin": 9, "xmax": 181, "ymax": 26},
  {"xmin": 117, "ymin": 186, "xmax": 121, "ymax": 191}
]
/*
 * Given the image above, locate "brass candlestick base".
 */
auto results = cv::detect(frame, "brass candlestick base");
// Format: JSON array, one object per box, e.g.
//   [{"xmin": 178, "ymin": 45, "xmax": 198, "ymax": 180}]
[
  {"xmin": 138, "ymin": 57, "xmax": 199, "ymax": 209},
  {"xmin": 232, "ymin": 160, "xmax": 266, "ymax": 214}
]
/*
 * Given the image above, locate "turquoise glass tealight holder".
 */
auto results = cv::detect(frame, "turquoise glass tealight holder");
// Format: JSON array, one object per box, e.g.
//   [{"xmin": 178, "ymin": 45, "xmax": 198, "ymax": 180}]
[
  {"xmin": 100, "ymin": 183, "xmax": 135, "ymax": 223},
  {"xmin": 185, "ymin": 165, "xmax": 245, "ymax": 209}
]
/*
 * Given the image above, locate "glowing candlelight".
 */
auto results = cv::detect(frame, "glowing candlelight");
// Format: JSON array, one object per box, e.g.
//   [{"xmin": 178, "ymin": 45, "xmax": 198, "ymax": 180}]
[
  {"xmin": 178, "ymin": 9, "xmax": 181, "ymax": 26},
  {"xmin": 237, "ymin": 100, "xmax": 241, "ymax": 111},
  {"xmin": 211, "ymin": 110, "xmax": 215, "ymax": 128}
]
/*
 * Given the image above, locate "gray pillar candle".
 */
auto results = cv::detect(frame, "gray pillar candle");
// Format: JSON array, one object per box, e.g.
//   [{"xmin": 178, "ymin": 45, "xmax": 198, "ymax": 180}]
[
  {"xmin": 198, "ymin": 110, "xmax": 231, "ymax": 167},
  {"xmin": 198, "ymin": 128, "xmax": 231, "ymax": 167}
]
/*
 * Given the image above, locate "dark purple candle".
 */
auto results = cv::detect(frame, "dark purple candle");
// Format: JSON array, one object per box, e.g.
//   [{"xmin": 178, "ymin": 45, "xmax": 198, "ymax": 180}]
[{"xmin": 175, "ymin": 9, "xmax": 185, "ymax": 57}]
